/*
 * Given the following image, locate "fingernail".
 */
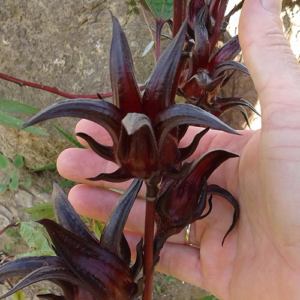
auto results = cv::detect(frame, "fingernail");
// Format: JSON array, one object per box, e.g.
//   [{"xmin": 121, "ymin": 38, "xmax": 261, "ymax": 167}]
[{"xmin": 260, "ymin": 0, "xmax": 282, "ymax": 15}]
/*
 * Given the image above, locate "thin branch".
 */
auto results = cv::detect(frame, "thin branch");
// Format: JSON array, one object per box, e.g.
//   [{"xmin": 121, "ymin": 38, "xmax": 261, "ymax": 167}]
[{"xmin": 0, "ymin": 72, "xmax": 146, "ymax": 99}]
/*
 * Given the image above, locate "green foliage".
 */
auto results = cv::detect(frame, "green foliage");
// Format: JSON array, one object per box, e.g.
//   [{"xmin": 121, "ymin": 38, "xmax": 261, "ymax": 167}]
[
  {"xmin": 125, "ymin": 0, "xmax": 150, "ymax": 15},
  {"xmin": 30, "ymin": 163, "xmax": 57, "ymax": 172},
  {"xmin": 0, "ymin": 154, "xmax": 32, "ymax": 194},
  {"xmin": 0, "ymin": 99, "xmax": 39, "ymax": 114},
  {"xmin": 53, "ymin": 124, "xmax": 84, "ymax": 148},
  {"xmin": 145, "ymin": 0, "xmax": 173, "ymax": 21},
  {"xmin": 0, "ymin": 111, "xmax": 47, "ymax": 135},
  {"xmin": 200, "ymin": 296, "xmax": 219, "ymax": 300},
  {"xmin": 18, "ymin": 222, "xmax": 53, "ymax": 252},
  {"xmin": 165, "ymin": 275, "xmax": 176, "ymax": 282},
  {"xmin": 22, "ymin": 202, "xmax": 55, "ymax": 222},
  {"xmin": 14, "ymin": 155, "xmax": 24, "ymax": 168},
  {"xmin": 12, "ymin": 291, "xmax": 26, "ymax": 300},
  {"xmin": 156, "ymin": 284, "xmax": 162, "ymax": 293},
  {"xmin": 0, "ymin": 153, "xmax": 9, "ymax": 168},
  {"xmin": 0, "ymin": 99, "xmax": 47, "ymax": 135}
]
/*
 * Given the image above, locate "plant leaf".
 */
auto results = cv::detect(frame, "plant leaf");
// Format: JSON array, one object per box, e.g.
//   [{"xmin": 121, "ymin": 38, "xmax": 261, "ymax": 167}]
[
  {"xmin": 0, "ymin": 111, "xmax": 48, "ymax": 135},
  {"xmin": 0, "ymin": 153, "xmax": 9, "ymax": 169},
  {"xmin": 22, "ymin": 202, "xmax": 55, "ymax": 222},
  {"xmin": 9, "ymin": 173, "xmax": 19, "ymax": 191},
  {"xmin": 18, "ymin": 222, "xmax": 53, "ymax": 251},
  {"xmin": 0, "ymin": 184, "xmax": 7, "ymax": 194},
  {"xmin": 16, "ymin": 250, "xmax": 56, "ymax": 258},
  {"xmin": 14, "ymin": 155, "xmax": 24, "ymax": 168},
  {"xmin": 53, "ymin": 125, "xmax": 84, "ymax": 148},
  {"xmin": 0, "ymin": 99, "xmax": 39, "ymax": 114},
  {"xmin": 23, "ymin": 177, "xmax": 32, "ymax": 188},
  {"xmin": 12, "ymin": 291, "xmax": 26, "ymax": 300},
  {"xmin": 30, "ymin": 163, "xmax": 57, "ymax": 172},
  {"xmin": 145, "ymin": 0, "xmax": 173, "ymax": 21}
]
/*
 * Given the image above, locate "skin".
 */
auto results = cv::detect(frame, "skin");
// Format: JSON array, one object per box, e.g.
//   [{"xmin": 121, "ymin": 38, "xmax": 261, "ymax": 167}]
[{"xmin": 57, "ymin": 0, "xmax": 300, "ymax": 299}]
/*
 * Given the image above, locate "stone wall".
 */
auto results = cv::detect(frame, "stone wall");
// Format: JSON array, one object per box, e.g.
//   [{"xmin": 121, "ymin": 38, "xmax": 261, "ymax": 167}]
[{"xmin": 0, "ymin": 0, "xmax": 154, "ymax": 169}]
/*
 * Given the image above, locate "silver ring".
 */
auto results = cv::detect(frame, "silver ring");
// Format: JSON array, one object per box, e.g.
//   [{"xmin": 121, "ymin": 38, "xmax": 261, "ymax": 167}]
[{"xmin": 185, "ymin": 223, "xmax": 200, "ymax": 248}]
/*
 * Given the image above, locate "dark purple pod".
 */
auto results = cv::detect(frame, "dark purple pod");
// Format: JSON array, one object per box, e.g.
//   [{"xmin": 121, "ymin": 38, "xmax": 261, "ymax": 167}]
[
  {"xmin": 154, "ymin": 150, "xmax": 239, "ymax": 261},
  {"xmin": 0, "ymin": 180, "xmax": 143, "ymax": 300}
]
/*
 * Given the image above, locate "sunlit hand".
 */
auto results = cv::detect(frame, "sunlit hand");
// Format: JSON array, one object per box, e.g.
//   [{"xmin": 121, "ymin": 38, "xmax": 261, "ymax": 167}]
[{"xmin": 57, "ymin": 0, "xmax": 300, "ymax": 299}]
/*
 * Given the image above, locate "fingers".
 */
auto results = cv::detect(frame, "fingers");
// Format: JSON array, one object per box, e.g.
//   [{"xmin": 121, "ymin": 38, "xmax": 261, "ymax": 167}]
[
  {"xmin": 239, "ymin": 0, "xmax": 300, "ymax": 111},
  {"xmin": 239, "ymin": 0, "xmax": 300, "ymax": 250},
  {"xmin": 58, "ymin": 118, "xmax": 254, "ymax": 197},
  {"xmin": 68, "ymin": 184, "xmax": 238, "ymax": 248}
]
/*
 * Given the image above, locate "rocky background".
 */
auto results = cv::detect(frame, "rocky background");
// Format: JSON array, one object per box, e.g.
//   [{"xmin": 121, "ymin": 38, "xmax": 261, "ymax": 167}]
[{"xmin": 0, "ymin": 1, "xmax": 299, "ymax": 299}]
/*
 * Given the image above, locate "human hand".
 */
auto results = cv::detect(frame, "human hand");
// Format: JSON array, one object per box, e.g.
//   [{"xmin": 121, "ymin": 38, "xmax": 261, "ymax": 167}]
[{"xmin": 57, "ymin": 0, "xmax": 300, "ymax": 299}]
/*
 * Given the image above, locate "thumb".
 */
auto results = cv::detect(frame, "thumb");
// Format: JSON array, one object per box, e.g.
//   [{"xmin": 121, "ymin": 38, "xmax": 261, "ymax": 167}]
[
  {"xmin": 239, "ymin": 0, "xmax": 300, "ymax": 253},
  {"xmin": 239, "ymin": 0, "xmax": 300, "ymax": 112}
]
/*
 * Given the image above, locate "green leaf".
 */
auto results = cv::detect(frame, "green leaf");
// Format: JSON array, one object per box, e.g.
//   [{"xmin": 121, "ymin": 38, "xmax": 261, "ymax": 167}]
[
  {"xmin": 0, "ymin": 111, "xmax": 48, "ymax": 135},
  {"xmin": 18, "ymin": 222, "xmax": 53, "ymax": 251},
  {"xmin": 0, "ymin": 153, "xmax": 9, "ymax": 169},
  {"xmin": 200, "ymin": 296, "xmax": 219, "ymax": 300},
  {"xmin": 23, "ymin": 177, "xmax": 32, "ymax": 188},
  {"xmin": 12, "ymin": 290, "xmax": 26, "ymax": 300},
  {"xmin": 22, "ymin": 202, "xmax": 55, "ymax": 222},
  {"xmin": 9, "ymin": 173, "xmax": 19, "ymax": 191},
  {"xmin": 15, "ymin": 249, "xmax": 56, "ymax": 259},
  {"xmin": 93, "ymin": 220, "xmax": 103, "ymax": 240},
  {"xmin": 165, "ymin": 275, "xmax": 176, "ymax": 282},
  {"xmin": 5, "ymin": 227, "xmax": 21, "ymax": 238},
  {"xmin": 0, "ymin": 184, "xmax": 7, "ymax": 194},
  {"xmin": 145, "ymin": 0, "xmax": 173, "ymax": 21},
  {"xmin": 30, "ymin": 163, "xmax": 57, "ymax": 172},
  {"xmin": 4, "ymin": 244, "xmax": 11, "ymax": 252},
  {"xmin": 3, "ymin": 177, "xmax": 10, "ymax": 185},
  {"xmin": 0, "ymin": 99, "xmax": 39, "ymax": 114},
  {"xmin": 156, "ymin": 284, "xmax": 162, "ymax": 293},
  {"xmin": 13, "ymin": 155, "xmax": 24, "ymax": 168},
  {"xmin": 41, "ymin": 179, "xmax": 74, "ymax": 193},
  {"xmin": 53, "ymin": 124, "xmax": 84, "ymax": 148}
]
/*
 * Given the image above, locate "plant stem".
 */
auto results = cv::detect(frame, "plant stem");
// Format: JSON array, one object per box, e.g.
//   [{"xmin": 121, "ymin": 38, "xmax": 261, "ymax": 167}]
[
  {"xmin": 155, "ymin": 20, "xmax": 164, "ymax": 61},
  {"xmin": 173, "ymin": 0, "xmax": 187, "ymax": 37},
  {"xmin": 142, "ymin": 182, "xmax": 158, "ymax": 300},
  {"xmin": 0, "ymin": 72, "xmax": 146, "ymax": 99},
  {"xmin": 143, "ymin": 200, "xmax": 156, "ymax": 300}
]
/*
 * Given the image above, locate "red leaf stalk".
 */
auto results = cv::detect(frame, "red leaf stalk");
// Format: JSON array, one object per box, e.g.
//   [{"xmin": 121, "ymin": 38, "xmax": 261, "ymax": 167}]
[{"xmin": 0, "ymin": 72, "xmax": 146, "ymax": 99}]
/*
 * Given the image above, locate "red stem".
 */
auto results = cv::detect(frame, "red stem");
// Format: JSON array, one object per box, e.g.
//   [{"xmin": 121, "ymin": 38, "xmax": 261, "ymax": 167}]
[
  {"xmin": 0, "ymin": 223, "xmax": 18, "ymax": 236},
  {"xmin": 155, "ymin": 20, "xmax": 164, "ymax": 61},
  {"xmin": 209, "ymin": 0, "xmax": 228, "ymax": 50},
  {"xmin": 173, "ymin": 0, "xmax": 187, "ymax": 37},
  {"xmin": 142, "ymin": 199, "xmax": 156, "ymax": 300},
  {"xmin": 0, "ymin": 72, "xmax": 146, "ymax": 99}
]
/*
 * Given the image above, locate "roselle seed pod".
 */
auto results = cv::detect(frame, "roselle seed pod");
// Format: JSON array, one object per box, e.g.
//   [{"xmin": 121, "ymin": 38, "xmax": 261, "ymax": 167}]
[
  {"xmin": 0, "ymin": 180, "xmax": 143, "ymax": 300},
  {"xmin": 154, "ymin": 150, "xmax": 239, "ymax": 262},
  {"xmin": 22, "ymin": 14, "xmax": 238, "ymax": 183}
]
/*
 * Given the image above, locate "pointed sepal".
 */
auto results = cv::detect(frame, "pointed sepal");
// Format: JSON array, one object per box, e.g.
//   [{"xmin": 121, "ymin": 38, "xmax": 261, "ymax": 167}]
[
  {"xmin": 110, "ymin": 14, "xmax": 142, "ymax": 114},
  {"xmin": 21, "ymin": 99, "xmax": 122, "ymax": 146},
  {"xmin": 142, "ymin": 20, "xmax": 188, "ymax": 120}
]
